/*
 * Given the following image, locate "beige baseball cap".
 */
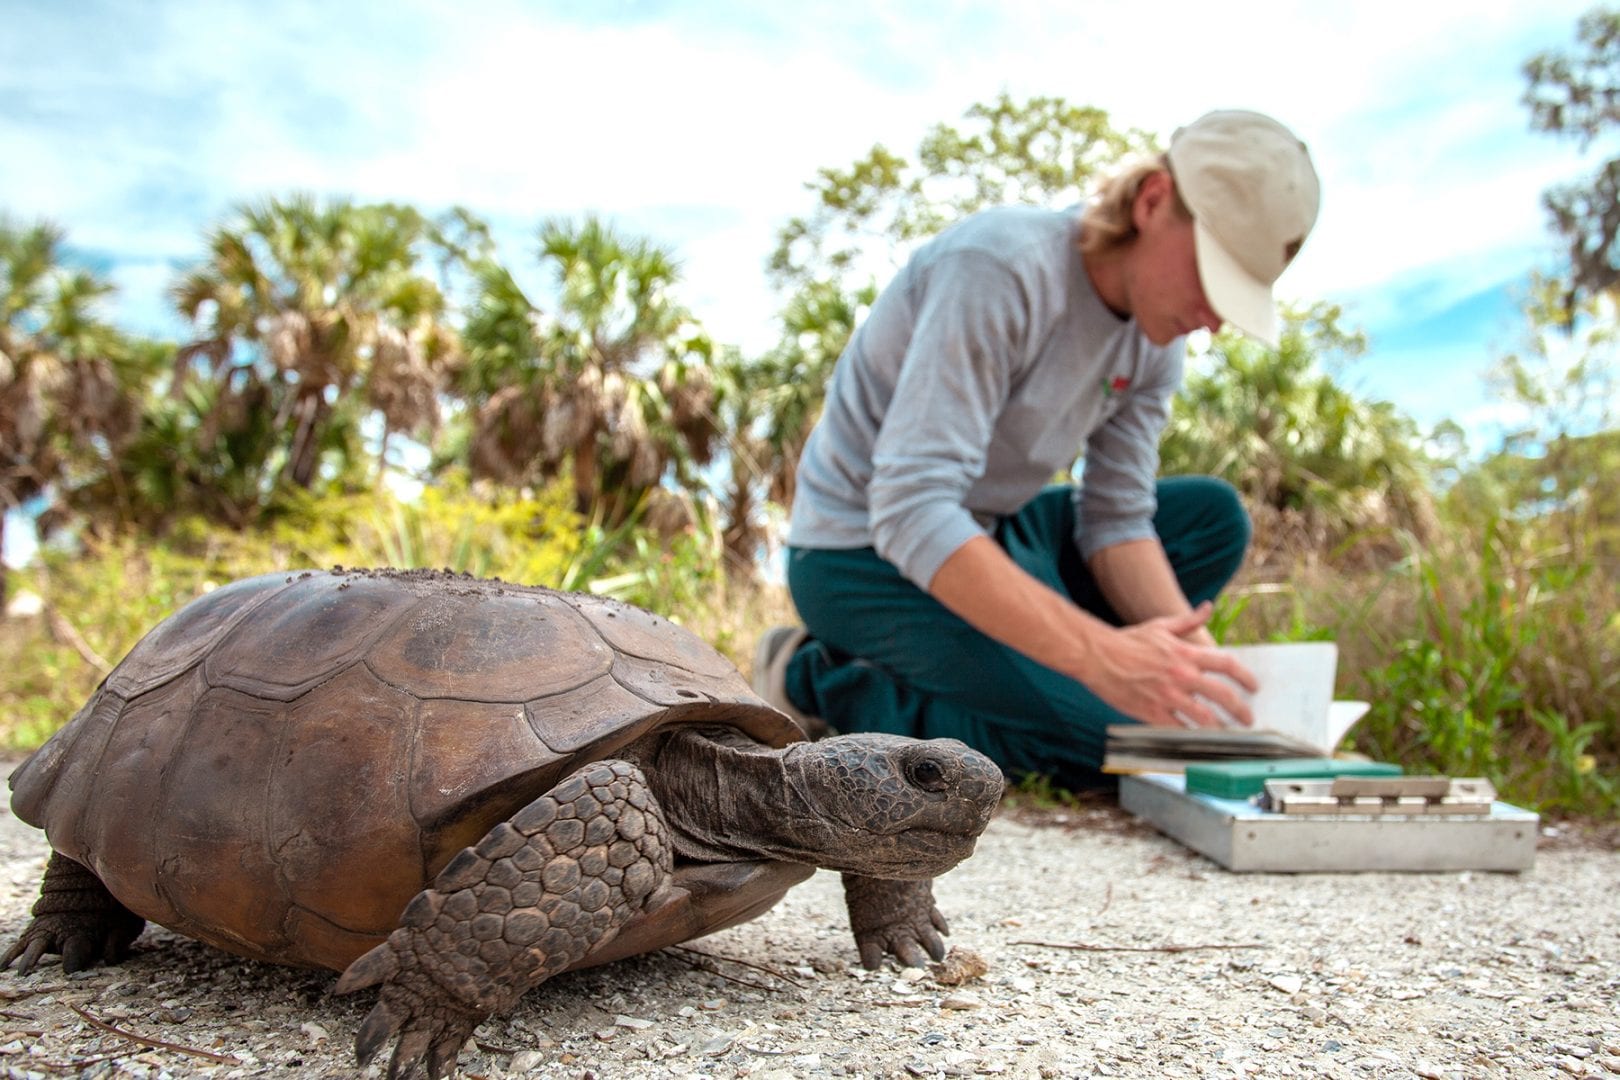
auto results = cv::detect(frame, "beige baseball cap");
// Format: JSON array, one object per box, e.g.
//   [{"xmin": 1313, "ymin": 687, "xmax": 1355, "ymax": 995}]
[{"xmin": 1167, "ymin": 110, "xmax": 1320, "ymax": 347}]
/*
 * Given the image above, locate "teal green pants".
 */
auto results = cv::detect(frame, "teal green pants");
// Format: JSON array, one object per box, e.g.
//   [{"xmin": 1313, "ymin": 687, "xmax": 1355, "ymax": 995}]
[{"xmin": 784, "ymin": 477, "xmax": 1249, "ymax": 789}]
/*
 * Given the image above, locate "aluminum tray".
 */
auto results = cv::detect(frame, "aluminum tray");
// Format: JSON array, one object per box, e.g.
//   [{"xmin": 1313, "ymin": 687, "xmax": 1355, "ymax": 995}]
[{"xmin": 1119, "ymin": 772, "xmax": 1539, "ymax": 872}]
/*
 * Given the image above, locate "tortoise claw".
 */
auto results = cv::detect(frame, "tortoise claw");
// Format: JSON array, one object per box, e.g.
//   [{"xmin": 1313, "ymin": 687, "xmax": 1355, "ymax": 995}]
[
  {"xmin": 351, "ymin": 957, "xmax": 481, "ymax": 1079},
  {"xmin": 2, "ymin": 912, "xmax": 143, "ymax": 977},
  {"xmin": 0, "ymin": 934, "xmax": 50, "ymax": 976},
  {"xmin": 386, "ymin": 1024, "xmax": 436, "ymax": 1080},
  {"xmin": 61, "ymin": 933, "xmax": 96, "ymax": 974},
  {"xmin": 842, "ymin": 875, "xmax": 950, "ymax": 970},
  {"xmin": 3, "ymin": 854, "xmax": 145, "ymax": 977},
  {"xmin": 354, "ymin": 996, "xmax": 403, "ymax": 1066},
  {"xmin": 334, "ymin": 939, "xmax": 399, "ymax": 995},
  {"xmin": 426, "ymin": 1029, "xmax": 465, "ymax": 1080},
  {"xmin": 353, "ymin": 972, "xmax": 479, "ymax": 1080}
]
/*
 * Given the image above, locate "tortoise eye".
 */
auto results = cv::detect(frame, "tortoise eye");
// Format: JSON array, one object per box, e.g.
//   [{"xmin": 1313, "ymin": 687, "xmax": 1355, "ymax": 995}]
[{"xmin": 908, "ymin": 758, "xmax": 947, "ymax": 791}]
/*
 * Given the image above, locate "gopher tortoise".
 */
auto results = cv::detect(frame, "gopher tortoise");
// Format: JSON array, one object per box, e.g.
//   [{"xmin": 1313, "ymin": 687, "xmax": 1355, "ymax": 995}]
[{"xmin": 3, "ymin": 568, "xmax": 1003, "ymax": 1077}]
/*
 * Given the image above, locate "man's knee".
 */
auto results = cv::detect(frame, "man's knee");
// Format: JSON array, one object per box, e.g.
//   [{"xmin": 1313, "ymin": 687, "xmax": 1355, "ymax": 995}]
[
  {"xmin": 1161, "ymin": 475, "xmax": 1249, "ymax": 548},
  {"xmin": 1199, "ymin": 476, "xmax": 1251, "ymax": 556},
  {"xmin": 1155, "ymin": 476, "xmax": 1251, "ymax": 600}
]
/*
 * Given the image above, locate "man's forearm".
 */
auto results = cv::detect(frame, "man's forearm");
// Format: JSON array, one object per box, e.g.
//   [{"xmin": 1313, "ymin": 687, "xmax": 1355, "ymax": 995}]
[
  {"xmin": 927, "ymin": 535, "xmax": 1108, "ymax": 684},
  {"xmin": 1087, "ymin": 537, "xmax": 1216, "ymax": 647}
]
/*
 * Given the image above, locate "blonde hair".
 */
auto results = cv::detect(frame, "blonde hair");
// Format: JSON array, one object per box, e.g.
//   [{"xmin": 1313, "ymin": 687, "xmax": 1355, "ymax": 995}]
[{"xmin": 1077, "ymin": 153, "xmax": 1191, "ymax": 256}]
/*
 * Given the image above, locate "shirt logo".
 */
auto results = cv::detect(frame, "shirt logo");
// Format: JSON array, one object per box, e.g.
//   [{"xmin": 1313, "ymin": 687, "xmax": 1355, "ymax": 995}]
[{"xmin": 1101, "ymin": 375, "xmax": 1131, "ymax": 398}]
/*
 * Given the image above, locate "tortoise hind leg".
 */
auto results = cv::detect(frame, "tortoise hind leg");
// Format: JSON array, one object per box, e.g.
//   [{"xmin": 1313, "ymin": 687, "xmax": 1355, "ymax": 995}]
[
  {"xmin": 2, "ymin": 852, "xmax": 146, "ymax": 975},
  {"xmin": 334, "ymin": 760, "xmax": 673, "ymax": 1079}
]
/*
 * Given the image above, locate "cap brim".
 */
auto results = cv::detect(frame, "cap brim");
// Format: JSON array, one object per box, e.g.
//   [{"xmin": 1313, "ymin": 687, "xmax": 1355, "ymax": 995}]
[{"xmin": 1192, "ymin": 219, "xmax": 1277, "ymax": 348}]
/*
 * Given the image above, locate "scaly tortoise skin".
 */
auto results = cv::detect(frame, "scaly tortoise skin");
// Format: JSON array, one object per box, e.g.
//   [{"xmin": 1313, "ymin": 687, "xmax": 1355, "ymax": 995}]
[{"xmin": 3, "ymin": 568, "xmax": 1003, "ymax": 1077}]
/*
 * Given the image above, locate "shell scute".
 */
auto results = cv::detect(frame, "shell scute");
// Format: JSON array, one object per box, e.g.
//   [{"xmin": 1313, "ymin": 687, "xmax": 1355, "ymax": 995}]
[
  {"xmin": 523, "ymin": 673, "xmax": 674, "ymax": 756},
  {"xmin": 282, "ymin": 907, "xmax": 393, "ymax": 971},
  {"xmin": 95, "ymin": 671, "xmax": 276, "ymax": 940},
  {"xmin": 153, "ymin": 682, "xmax": 295, "ymax": 951},
  {"xmin": 203, "ymin": 573, "xmax": 419, "ymax": 702},
  {"xmin": 367, "ymin": 588, "xmax": 612, "ymax": 702},
  {"xmin": 105, "ymin": 574, "xmax": 294, "ymax": 699},
  {"xmin": 610, "ymin": 652, "xmax": 750, "ymax": 708},
  {"xmin": 410, "ymin": 697, "xmax": 563, "ymax": 864},
  {"xmin": 558, "ymin": 595, "xmax": 759, "ymax": 709},
  {"xmin": 9, "ymin": 687, "xmax": 124, "ymax": 836},
  {"xmin": 562, "ymin": 594, "xmax": 738, "ymax": 673},
  {"xmin": 269, "ymin": 665, "xmax": 420, "ymax": 951}
]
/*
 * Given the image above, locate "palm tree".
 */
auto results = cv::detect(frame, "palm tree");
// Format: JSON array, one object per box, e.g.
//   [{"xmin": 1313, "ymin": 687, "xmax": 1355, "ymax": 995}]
[
  {"xmin": 0, "ymin": 217, "xmax": 158, "ymax": 610},
  {"xmin": 459, "ymin": 215, "xmax": 719, "ymax": 524},
  {"xmin": 78, "ymin": 366, "xmax": 354, "ymax": 533},
  {"xmin": 169, "ymin": 196, "xmax": 456, "ymax": 510}
]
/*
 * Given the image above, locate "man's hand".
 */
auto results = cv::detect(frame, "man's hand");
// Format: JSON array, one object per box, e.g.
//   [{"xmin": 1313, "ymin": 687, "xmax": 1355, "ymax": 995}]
[
  {"xmin": 1082, "ymin": 601, "xmax": 1258, "ymax": 729},
  {"xmin": 927, "ymin": 537, "xmax": 1258, "ymax": 729}
]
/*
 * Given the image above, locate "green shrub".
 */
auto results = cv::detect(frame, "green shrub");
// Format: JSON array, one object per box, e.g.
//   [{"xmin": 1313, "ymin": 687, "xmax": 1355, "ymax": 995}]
[{"xmin": 1221, "ymin": 516, "xmax": 1618, "ymax": 817}]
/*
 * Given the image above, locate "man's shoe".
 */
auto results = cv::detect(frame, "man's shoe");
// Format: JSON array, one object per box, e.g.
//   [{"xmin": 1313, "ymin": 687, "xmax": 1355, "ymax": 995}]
[{"xmin": 750, "ymin": 625, "xmax": 827, "ymax": 738}]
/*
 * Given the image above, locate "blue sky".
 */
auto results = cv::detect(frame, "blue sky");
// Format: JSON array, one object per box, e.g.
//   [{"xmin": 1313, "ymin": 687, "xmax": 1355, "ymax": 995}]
[{"xmin": 0, "ymin": 0, "xmax": 1604, "ymax": 522}]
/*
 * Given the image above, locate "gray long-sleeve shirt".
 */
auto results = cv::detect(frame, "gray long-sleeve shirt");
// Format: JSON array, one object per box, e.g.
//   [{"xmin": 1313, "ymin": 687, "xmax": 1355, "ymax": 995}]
[{"xmin": 787, "ymin": 205, "xmax": 1185, "ymax": 590}]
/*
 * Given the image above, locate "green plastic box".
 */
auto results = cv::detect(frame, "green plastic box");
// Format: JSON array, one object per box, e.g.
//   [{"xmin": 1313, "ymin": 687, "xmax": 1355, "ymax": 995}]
[{"xmin": 1183, "ymin": 758, "xmax": 1403, "ymax": 800}]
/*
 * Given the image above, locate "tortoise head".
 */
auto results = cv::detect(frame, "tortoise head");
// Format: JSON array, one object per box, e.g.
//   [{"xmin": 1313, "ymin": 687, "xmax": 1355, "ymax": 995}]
[{"xmin": 783, "ymin": 733, "xmax": 1004, "ymax": 880}]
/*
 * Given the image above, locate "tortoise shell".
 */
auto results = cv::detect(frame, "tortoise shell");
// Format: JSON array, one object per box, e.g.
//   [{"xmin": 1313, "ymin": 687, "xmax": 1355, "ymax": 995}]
[{"xmin": 9, "ymin": 568, "xmax": 803, "ymax": 971}]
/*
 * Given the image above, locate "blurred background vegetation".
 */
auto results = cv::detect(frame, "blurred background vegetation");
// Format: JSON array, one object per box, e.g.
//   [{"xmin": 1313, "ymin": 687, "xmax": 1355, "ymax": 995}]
[{"xmin": 3, "ymin": 15, "xmax": 1617, "ymax": 817}]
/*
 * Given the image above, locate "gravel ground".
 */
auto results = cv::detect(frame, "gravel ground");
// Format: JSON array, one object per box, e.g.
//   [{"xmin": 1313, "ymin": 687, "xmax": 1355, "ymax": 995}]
[{"xmin": 0, "ymin": 789, "xmax": 1616, "ymax": 1080}]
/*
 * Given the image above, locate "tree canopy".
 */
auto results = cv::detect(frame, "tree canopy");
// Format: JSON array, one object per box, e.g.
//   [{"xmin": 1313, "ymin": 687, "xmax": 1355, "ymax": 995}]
[
  {"xmin": 1524, "ymin": 5, "xmax": 1620, "ymax": 310},
  {"xmin": 1, "ymin": 217, "xmax": 163, "ymax": 604},
  {"xmin": 456, "ymin": 215, "xmax": 719, "ymax": 525}
]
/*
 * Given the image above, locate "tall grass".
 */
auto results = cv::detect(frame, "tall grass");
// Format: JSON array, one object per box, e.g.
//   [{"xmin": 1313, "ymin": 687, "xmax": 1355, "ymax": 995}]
[{"xmin": 1222, "ymin": 516, "xmax": 1618, "ymax": 817}]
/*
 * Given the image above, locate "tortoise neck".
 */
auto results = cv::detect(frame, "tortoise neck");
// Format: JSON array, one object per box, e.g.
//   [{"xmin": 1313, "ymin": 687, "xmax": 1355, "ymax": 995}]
[{"xmin": 630, "ymin": 726, "xmax": 833, "ymax": 866}]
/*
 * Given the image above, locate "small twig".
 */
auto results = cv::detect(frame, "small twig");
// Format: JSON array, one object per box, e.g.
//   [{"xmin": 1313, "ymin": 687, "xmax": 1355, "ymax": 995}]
[
  {"xmin": 0, "ymin": 1009, "xmax": 39, "ymax": 1022},
  {"xmin": 0, "ymin": 984, "xmax": 70, "ymax": 1001},
  {"xmin": 69, "ymin": 1005, "xmax": 239, "ymax": 1065},
  {"xmin": 743, "ymin": 1044, "xmax": 790, "ymax": 1057},
  {"xmin": 866, "ymin": 998, "xmax": 929, "ymax": 1007},
  {"xmin": 45, "ymin": 607, "xmax": 112, "ymax": 674},
  {"xmin": 35, "ymin": 1051, "xmax": 129, "ymax": 1073},
  {"xmin": 475, "ymin": 1039, "xmax": 525, "ymax": 1055},
  {"xmin": 1013, "ymin": 940, "xmax": 1264, "ymax": 954},
  {"xmin": 674, "ymin": 964, "xmax": 782, "ymax": 996},
  {"xmin": 1097, "ymin": 882, "xmax": 1113, "ymax": 916},
  {"xmin": 666, "ymin": 944, "xmax": 804, "ymax": 990}
]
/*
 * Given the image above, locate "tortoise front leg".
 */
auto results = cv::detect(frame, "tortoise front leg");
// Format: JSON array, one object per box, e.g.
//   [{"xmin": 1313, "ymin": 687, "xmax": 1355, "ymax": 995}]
[
  {"xmin": 840, "ymin": 874, "xmax": 949, "ymax": 970},
  {"xmin": 334, "ymin": 760, "xmax": 673, "ymax": 1079},
  {"xmin": 2, "ymin": 852, "xmax": 146, "ymax": 975}
]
